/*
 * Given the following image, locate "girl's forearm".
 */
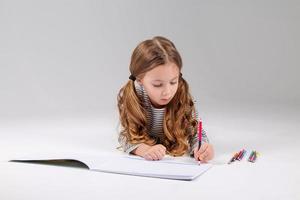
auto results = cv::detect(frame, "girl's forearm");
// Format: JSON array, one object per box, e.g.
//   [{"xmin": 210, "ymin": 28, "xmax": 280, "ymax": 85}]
[{"xmin": 132, "ymin": 143, "xmax": 151, "ymax": 156}]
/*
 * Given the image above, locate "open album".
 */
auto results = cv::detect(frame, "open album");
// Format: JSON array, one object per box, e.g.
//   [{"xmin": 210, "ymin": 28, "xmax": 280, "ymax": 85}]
[{"xmin": 10, "ymin": 152, "xmax": 212, "ymax": 181}]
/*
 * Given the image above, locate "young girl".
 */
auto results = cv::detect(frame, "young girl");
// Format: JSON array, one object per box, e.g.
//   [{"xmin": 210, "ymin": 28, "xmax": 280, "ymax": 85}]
[{"xmin": 117, "ymin": 36, "xmax": 214, "ymax": 162}]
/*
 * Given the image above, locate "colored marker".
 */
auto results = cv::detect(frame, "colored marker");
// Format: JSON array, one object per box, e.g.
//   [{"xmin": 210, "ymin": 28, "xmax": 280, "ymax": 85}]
[
  {"xmin": 248, "ymin": 151, "xmax": 256, "ymax": 162},
  {"xmin": 198, "ymin": 119, "xmax": 202, "ymax": 150},
  {"xmin": 251, "ymin": 151, "xmax": 258, "ymax": 162},
  {"xmin": 242, "ymin": 150, "xmax": 247, "ymax": 159},
  {"xmin": 236, "ymin": 149, "xmax": 243, "ymax": 161},
  {"xmin": 237, "ymin": 149, "xmax": 246, "ymax": 161},
  {"xmin": 248, "ymin": 151, "xmax": 254, "ymax": 162},
  {"xmin": 228, "ymin": 152, "xmax": 239, "ymax": 164}
]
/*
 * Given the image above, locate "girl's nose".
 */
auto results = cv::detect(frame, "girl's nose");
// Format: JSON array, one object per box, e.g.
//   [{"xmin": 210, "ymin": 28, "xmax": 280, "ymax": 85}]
[{"xmin": 162, "ymin": 86, "xmax": 171, "ymax": 96}]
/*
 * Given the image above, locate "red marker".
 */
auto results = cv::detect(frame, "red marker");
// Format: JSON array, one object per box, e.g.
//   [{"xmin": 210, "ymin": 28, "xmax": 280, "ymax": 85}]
[
  {"xmin": 236, "ymin": 149, "xmax": 245, "ymax": 161},
  {"xmin": 198, "ymin": 118, "xmax": 202, "ymax": 150},
  {"xmin": 228, "ymin": 152, "xmax": 239, "ymax": 164}
]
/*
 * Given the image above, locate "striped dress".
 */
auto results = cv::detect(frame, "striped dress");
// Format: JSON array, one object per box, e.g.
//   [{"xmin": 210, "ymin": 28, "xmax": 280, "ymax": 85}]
[{"xmin": 118, "ymin": 81, "xmax": 209, "ymax": 155}]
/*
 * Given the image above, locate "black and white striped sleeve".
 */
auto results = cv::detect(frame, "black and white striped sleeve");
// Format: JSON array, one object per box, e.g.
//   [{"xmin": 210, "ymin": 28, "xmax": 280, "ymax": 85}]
[
  {"xmin": 189, "ymin": 101, "xmax": 209, "ymax": 155},
  {"xmin": 118, "ymin": 134, "xmax": 141, "ymax": 154}
]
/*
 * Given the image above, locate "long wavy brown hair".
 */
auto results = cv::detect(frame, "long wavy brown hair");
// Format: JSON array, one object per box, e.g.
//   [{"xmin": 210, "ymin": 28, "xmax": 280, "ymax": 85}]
[{"xmin": 117, "ymin": 36, "xmax": 198, "ymax": 156}]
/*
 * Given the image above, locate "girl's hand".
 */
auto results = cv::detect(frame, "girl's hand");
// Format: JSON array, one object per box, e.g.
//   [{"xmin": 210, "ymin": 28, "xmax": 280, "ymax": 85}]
[
  {"xmin": 193, "ymin": 142, "xmax": 214, "ymax": 162},
  {"xmin": 133, "ymin": 143, "xmax": 166, "ymax": 160},
  {"xmin": 143, "ymin": 144, "xmax": 166, "ymax": 160}
]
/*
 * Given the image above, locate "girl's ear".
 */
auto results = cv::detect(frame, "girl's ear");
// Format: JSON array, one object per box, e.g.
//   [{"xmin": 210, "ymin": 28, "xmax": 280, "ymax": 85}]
[{"xmin": 137, "ymin": 78, "xmax": 143, "ymax": 85}]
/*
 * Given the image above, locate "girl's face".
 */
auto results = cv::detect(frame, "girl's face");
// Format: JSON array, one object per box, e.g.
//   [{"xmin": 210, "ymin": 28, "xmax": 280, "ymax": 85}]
[{"xmin": 138, "ymin": 63, "xmax": 180, "ymax": 108}]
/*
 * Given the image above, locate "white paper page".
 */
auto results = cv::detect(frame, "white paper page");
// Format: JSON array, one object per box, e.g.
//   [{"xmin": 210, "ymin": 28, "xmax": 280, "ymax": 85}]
[
  {"xmin": 125, "ymin": 154, "xmax": 201, "ymax": 165},
  {"xmin": 10, "ymin": 152, "xmax": 212, "ymax": 180},
  {"xmin": 88, "ymin": 155, "xmax": 212, "ymax": 180}
]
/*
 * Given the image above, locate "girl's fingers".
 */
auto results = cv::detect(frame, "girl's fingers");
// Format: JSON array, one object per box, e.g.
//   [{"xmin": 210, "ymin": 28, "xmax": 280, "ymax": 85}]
[
  {"xmin": 200, "ymin": 145, "xmax": 214, "ymax": 161},
  {"xmin": 145, "ymin": 150, "xmax": 156, "ymax": 160},
  {"xmin": 199, "ymin": 150, "xmax": 208, "ymax": 160},
  {"xmin": 199, "ymin": 143, "xmax": 208, "ymax": 154},
  {"xmin": 158, "ymin": 147, "xmax": 166, "ymax": 155},
  {"xmin": 144, "ymin": 145, "xmax": 166, "ymax": 160},
  {"xmin": 152, "ymin": 148, "xmax": 164, "ymax": 160},
  {"xmin": 194, "ymin": 144, "xmax": 207, "ymax": 160},
  {"xmin": 159, "ymin": 149, "xmax": 166, "ymax": 157},
  {"xmin": 153, "ymin": 151, "xmax": 162, "ymax": 160},
  {"xmin": 156, "ymin": 146, "xmax": 166, "ymax": 159},
  {"xmin": 151, "ymin": 151, "xmax": 159, "ymax": 160},
  {"xmin": 144, "ymin": 154, "xmax": 153, "ymax": 160},
  {"xmin": 194, "ymin": 148, "xmax": 202, "ymax": 161}
]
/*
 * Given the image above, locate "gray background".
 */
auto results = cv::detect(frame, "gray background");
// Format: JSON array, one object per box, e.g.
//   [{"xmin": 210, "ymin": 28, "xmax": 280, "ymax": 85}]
[
  {"xmin": 1, "ymin": 0, "xmax": 299, "ymax": 120},
  {"xmin": 1, "ymin": 1, "xmax": 300, "ymax": 199}
]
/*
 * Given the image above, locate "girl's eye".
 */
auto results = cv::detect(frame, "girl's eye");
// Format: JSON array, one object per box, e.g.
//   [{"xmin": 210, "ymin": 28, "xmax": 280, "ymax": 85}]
[{"xmin": 153, "ymin": 82, "xmax": 177, "ymax": 87}]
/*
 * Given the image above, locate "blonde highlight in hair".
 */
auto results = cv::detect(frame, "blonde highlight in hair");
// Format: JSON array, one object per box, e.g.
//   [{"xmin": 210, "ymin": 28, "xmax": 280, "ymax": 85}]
[
  {"xmin": 118, "ymin": 80, "xmax": 156, "ymax": 146},
  {"xmin": 162, "ymin": 77, "xmax": 198, "ymax": 156},
  {"xmin": 118, "ymin": 36, "xmax": 197, "ymax": 156}
]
